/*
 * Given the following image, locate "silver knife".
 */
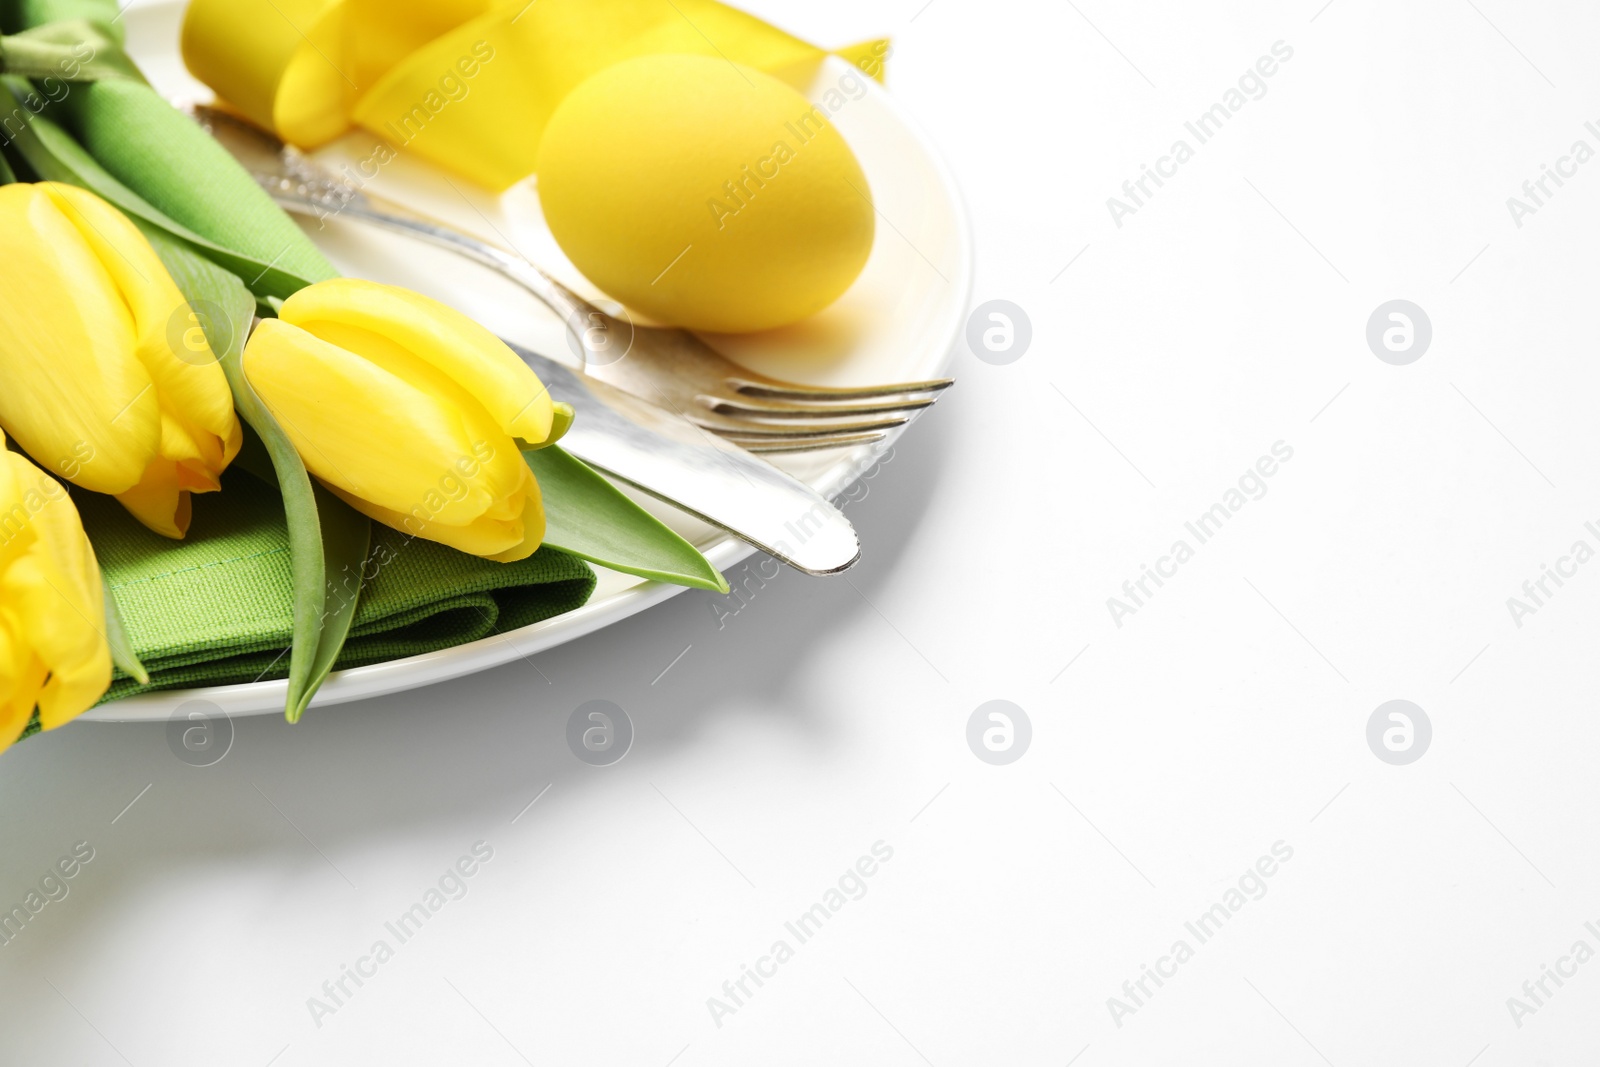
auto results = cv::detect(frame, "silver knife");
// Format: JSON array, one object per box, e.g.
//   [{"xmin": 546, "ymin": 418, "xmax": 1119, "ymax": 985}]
[{"xmin": 512, "ymin": 342, "xmax": 860, "ymax": 575}]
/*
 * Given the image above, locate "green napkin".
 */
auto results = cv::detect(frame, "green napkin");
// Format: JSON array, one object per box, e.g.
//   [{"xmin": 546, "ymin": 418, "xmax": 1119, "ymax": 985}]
[{"xmin": 75, "ymin": 473, "xmax": 595, "ymax": 702}]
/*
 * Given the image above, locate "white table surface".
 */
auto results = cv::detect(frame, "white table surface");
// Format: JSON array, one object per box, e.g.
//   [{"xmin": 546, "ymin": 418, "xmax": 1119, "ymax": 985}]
[{"xmin": 5, "ymin": 1, "xmax": 1600, "ymax": 1063}]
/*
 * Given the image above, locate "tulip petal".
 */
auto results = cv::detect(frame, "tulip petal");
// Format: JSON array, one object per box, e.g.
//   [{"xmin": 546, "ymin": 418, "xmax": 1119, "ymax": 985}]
[
  {"xmin": 485, "ymin": 469, "xmax": 545, "ymax": 563},
  {"xmin": 42, "ymin": 183, "xmax": 242, "ymax": 484},
  {"xmin": 0, "ymin": 453, "xmax": 112, "ymax": 734},
  {"xmin": 324, "ymin": 458, "xmax": 542, "ymax": 561},
  {"xmin": 326, "ymin": 482, "xmax": 530, "ymax": 560},
  {"xmin": 279, "ymin": 278, "xmax": 554, "ymax": 443},
  {"xmin": 243, "ymin": 318, "xmax": 514, "ymax": 528},
  {"xmin": 0, "ymin": 184, "xmax": 156, "ymax": 493},
  {"xmin": 297, "ymin": 318, "xmax": 533, "ymax": 504},
  {"xmin": 245, "ymin": 282, "xmax": 552, "ymax": 563},
  {"xmin": 0, "ymin": 634, "xmax": 49, "ymax": 750},
  {"xmin": 0, "ymin": 430, "xmax": 30, "ymax": 572},
  {"xmin": 115, "ymin": 458, "xmax": 192, "ymax": 540},
  {"xmin": 0, "ymin": 184, "xmax": 239, "ymax": 539}
]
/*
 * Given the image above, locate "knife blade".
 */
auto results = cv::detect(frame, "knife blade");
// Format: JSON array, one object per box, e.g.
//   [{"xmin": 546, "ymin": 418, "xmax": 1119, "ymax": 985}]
[{"xmin": 508, "ymin": 340, "xmax": 861, "ymax": 576}]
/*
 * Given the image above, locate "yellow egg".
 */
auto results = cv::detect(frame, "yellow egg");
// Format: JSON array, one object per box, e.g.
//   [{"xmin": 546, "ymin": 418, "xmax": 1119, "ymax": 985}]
[{"xmin": 536, "ymin": 54, "xmax": 875, "ymax": 334}]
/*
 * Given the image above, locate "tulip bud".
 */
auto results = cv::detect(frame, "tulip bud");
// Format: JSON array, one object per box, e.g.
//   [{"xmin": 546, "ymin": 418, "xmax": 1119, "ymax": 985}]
[
  {"xmin": 0, "ymin": 435, "xmax": 113, "ymax": 752},
  {"xmin": 0, "ymin": 183, "xmax": 242, "ymax": 538},
  {"xmin": 242, "ymin": 278, "xmax": 555, "ymax": 561}
]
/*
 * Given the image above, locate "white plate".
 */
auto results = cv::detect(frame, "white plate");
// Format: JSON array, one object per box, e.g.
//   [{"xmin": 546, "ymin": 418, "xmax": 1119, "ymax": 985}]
[{"xmin": 84, "ymin": 1, "xmax": 972, "ymax": 721}]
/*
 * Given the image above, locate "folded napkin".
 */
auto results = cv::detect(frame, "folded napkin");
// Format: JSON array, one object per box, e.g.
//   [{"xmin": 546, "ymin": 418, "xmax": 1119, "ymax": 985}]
[{"xmin": 77, "ymin": 472, "xmax": 595, "ymax": 703}]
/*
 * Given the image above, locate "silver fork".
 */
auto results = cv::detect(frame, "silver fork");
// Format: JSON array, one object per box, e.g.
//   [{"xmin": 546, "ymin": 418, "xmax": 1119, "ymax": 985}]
[{"xmin": 187, "ymin": 104, "xmax": 953, "ymax": 454}]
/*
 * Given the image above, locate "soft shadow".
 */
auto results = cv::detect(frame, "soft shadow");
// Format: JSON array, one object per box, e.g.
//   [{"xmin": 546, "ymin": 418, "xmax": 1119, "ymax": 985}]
[{"xmin": 0, "ymin": 403, "xmax": 955, "ymax": 974}]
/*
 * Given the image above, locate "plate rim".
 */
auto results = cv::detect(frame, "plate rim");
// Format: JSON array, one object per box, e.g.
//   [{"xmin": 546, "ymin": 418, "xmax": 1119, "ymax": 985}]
[{"xmin": 82, "ymin": 41, "xmax": 974, "ymax": 723}]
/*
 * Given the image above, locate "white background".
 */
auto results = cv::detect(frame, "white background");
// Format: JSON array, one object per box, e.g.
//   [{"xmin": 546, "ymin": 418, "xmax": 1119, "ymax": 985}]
[{"xmin": 5, "ymin": 0, "xmax": 1600, "ymax": 1064}]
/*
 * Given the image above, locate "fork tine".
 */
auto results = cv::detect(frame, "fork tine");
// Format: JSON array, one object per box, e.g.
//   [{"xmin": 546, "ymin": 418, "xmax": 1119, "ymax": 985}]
[
  {"xmin": 700, "ymin": 393, "xmax": 938, "ymax": 419},
  {"xmin": 726, "ymin": 376, "xmax": 955, "ymax": 402},
  {"xmin": 691, "ymin": 413, "xmax": 913, "ymax": 438},
  {"xmin": 725, "ymin": 431, "xmax": 888, "ymax": 454}
]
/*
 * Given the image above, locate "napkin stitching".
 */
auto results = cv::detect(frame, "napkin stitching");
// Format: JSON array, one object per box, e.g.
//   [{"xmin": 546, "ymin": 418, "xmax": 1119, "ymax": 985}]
[{"xmin": 108, "ymin": 547, "xmax": 290, "ymax": 590}]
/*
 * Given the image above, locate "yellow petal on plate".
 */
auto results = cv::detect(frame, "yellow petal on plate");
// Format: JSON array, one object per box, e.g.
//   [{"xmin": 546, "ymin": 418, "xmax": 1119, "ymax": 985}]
[
  {"xmin": 345, "ymin": 0, "xmax": 494, "ymax": 89},
  {"xmin": 181, "ymin": 0, "xmax": 355, "ymax": 148},
  {"xmin": 182, "ymin": 0, "xmax": 885, "ymax": 187},
  {"xmin": 349, "ymin": 0, "xmax": 836, "ymax": 190},
  {"xmin": 279, "ymin": 278, "xmax": 553, "ymax": 443},
  {"xmin": 831, "ymin": 38, "xmax": 892, "ymax": 84}
]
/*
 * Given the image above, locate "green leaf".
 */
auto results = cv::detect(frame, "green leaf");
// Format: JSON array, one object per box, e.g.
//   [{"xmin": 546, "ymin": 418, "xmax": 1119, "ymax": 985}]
[
  {"xmin": 0, "ymin": 75, "xmax": 322, "ymax": 300},
  {"xmin": 101, "ymin": 575, "xmax": 147, "ymax": 685},
  {"xmin": 296, "ymin": 480, "xmax": 368, "ymax": 721},
  {"xmin": 231, "ymin": 421, "xmax": 279, "ymax": 488},
  {"xmin": 144, "ymin": 226, "xmax": 372, "ymax": 723},
  {"xmin": 0, "ymin": 0, "xmax": 125, "ymax": 42},
  {"xmin": 527, "ymin": 447, "xmax": 728, "ymax": 594},
  {"xmin": 0, "ymin": 19, "xmax": 139, "ymax": 80}
]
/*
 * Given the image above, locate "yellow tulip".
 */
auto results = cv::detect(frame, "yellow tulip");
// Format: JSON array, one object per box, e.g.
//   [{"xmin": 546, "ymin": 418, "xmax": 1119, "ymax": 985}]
[
  {"xmin": 0, "ymin": 436, "xmax": 113, "ymax": 752},
  {"xmin": 0, "ymin": 183, "xmax": 242, "ymax": 539},
  {"xmin": 242, "ymin": 278, "xmax": 554, "ymax": 561}
]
